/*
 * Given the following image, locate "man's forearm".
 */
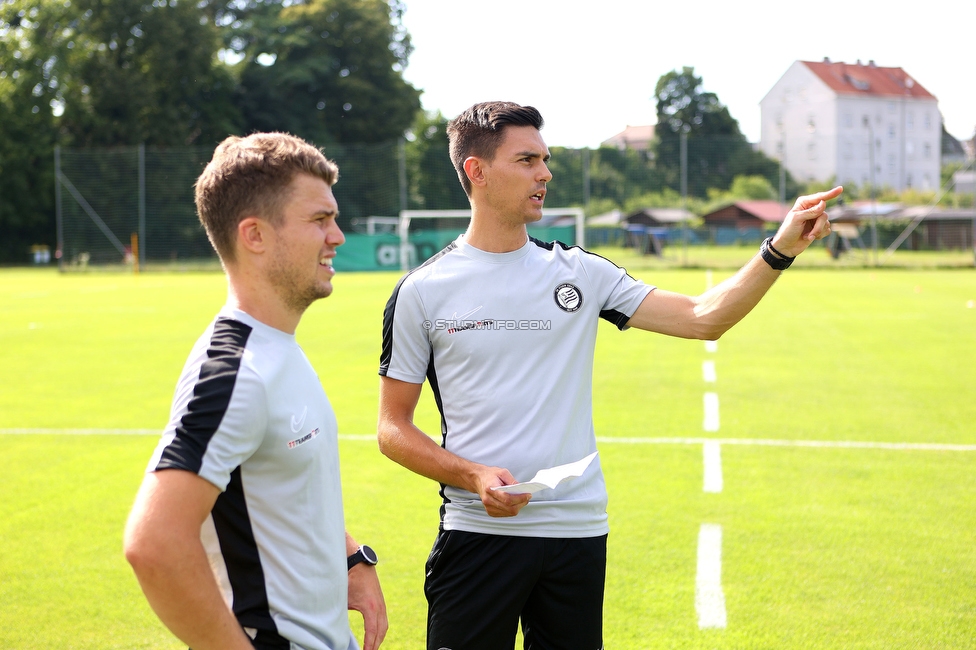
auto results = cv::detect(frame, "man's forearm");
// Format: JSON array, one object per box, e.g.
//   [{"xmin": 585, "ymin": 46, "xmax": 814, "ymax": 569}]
[
  {"xmin": 378, "ymin": 417, "xmax": 481, "ymax": 493},
  {"xmin": 129, "ymin": 539, "xmax": 252, "ymax": 649},
  {"xmin": 690, "ymin": 252, "xmax": 782, "ymax": 339},
  {"xmin": 124, "ymin": 472, "xmax": 252, "ymax": 650}
]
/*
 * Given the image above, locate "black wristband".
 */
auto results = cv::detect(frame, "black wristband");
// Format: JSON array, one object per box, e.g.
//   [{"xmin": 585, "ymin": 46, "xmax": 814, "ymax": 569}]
[
  {"xmin": 760, "ymin": 237, "xmax": 794, "ymax": 270},
  {"xmin": 766, "ymin": 238, "xmax": 792, "ymax": 261}
]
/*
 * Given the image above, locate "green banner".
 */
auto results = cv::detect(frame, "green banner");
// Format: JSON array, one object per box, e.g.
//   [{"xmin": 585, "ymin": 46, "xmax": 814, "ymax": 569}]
[{"xmin": 333, "ymin": 226, "xmax": 575, "ymax": 272}]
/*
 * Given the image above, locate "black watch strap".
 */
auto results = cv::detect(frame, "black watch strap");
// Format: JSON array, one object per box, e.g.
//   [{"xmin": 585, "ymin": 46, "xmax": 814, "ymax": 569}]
[
  {"xmin": 347, "ymin": 545, "xmax": 378, "ymax": 571},
  {"xmin": 760, "ymin": 237, "xmax": 794, "ymax": 270}
]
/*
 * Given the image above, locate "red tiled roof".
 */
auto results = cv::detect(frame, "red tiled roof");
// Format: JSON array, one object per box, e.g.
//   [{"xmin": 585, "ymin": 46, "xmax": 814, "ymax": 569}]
[
  {"xmin": 602, "ymin": 124, "xmax": 655, "ymax": 149},
  {"xmin": 734, "ymin": 200, "xmax": 789, "ymax": 222},
  {"xmin": 801, "ymin": 60, "xmax": 936, "ymax": 100}
]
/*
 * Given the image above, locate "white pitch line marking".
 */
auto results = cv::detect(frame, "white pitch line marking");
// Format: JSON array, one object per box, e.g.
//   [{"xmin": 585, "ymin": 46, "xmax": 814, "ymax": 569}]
[
  {"xmin": 0, "ymin": 428, "xmax": 377, "ymax": 442},
  {"xmin": 704, "ymin": 340, "xmax": 718, "ymax": 353},
  {"xmin": 702, "ymin": 360, "xmax": 716, "ymax": 383},
  {"xmin": 593, "ymin": 437, "xmax": 976, "ymax": 451},
  {"xmin": 703, "ymin": 441, "xmax": 723, "ymax": 493},
  {"xmin": 696, "ymin": 523, "xmax": 727, "ymax": 629},
  {"xmin": 5, "ymin": 430, "xmax": 975, "ymax": 452},
  {"xmin": 703, "ymin": 393, "xmax": 720, "ymax": 432},
  {"xmin": 0, "ymin": 427, "xmax": 162, "ymax": 435}
]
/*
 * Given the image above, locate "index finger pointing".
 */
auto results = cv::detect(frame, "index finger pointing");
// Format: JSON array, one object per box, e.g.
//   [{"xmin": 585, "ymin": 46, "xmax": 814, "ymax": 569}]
[
  {"xmin": 821, "ymin": 185, "xmax": 843, "ymax": 200},
  {"xmin": 794, "ymin": 186, "xmax": 843, "ymax": 211},
  {"xmin": 811, "ymin": 186, "xmax": 843, "ymax": 203}
]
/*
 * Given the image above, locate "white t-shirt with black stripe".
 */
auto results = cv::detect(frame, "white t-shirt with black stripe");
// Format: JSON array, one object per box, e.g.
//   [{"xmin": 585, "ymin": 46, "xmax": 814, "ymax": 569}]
[
  {"xmin": 148, "ymin": 307, "xmax": 356, "ymax": 650},
  {"xmin": 380, "ymin": 236, "xmax": 654, "ymax": 538}
]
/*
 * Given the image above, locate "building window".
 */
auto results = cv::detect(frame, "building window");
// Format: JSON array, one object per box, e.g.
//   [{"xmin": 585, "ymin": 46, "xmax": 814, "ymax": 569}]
[
  {"xmin": 807, "ymin": 142, "xmax": 817, "ymax": 160},
  {"xmin": 906, "ymin": 140, "xmax": 915, "ymax": 159},
  {"xmin": 808, "ymin": 116, "xmax": 816, "ymax": 133},
  {"xmin": 887, "ymin": 101, "xmax": 896, "ymax": 113},
  {"xmin": 906, "ymin": 112, "xmax": 914, "ymax": 130},
  {"xmin": 888, "ymin": 124, "xmax": 896, "ymax": 139},
  {"xmin": 888, "ymin": 154, "xmax": 896, "ymax": 172},
  {"xmin": 923, "ymin": 142, "xmax": 931, "ymax": 158},
  {"xmin": 843, "ymin": 140, "xmax": 853, "ymax": 160},
  {"xmin": 923, "ymin": 113, "xmax": 931, "ymax": 129},
  {"xmin": 844, "ymin": 113, "xmax": 853, "ymax": 128}
]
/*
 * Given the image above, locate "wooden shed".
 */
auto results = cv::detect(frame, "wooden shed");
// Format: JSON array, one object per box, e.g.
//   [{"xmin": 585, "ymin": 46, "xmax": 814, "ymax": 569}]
[{"xmin": 700, "ymin": 201, "xmax": 789, "ymax": 228}]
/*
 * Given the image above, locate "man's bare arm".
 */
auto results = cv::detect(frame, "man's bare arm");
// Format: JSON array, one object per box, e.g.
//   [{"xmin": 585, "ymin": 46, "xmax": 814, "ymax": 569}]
[
  {"xmin": 627, "ymin": 186, "xmax": 843, "ymax": 339},
  {"xmin": 123, "ymin": 470, "xmax": 253, "ymax": 650},
  {"xmin": 345, "ymin": 531, "xmax": 388, "ymax": 650},
  {"xmin": 377, "ymin": 376, "xmax": 531, "ymax": 517}
]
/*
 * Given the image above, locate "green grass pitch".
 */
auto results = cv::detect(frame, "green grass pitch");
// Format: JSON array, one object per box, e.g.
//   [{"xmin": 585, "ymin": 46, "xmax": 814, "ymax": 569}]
[{"xmin": 1, "ymin": 262, "xmax": 974, "ymax": 648}]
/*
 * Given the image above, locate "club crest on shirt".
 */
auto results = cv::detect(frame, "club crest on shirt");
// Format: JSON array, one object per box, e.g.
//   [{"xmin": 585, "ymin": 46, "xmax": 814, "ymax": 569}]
[{"xmin": 553, "ymin": 283, "xmax": 583, "ymax": 313}]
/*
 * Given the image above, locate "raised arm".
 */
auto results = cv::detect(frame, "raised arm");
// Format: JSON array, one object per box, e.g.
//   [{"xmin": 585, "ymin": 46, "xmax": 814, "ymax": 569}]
[
  {"xmin": 377, "ymin": 376, "xmax": 531, "ymax": 517},
  {"xmin": 627, "ymin": 186, "xmax": 842, "ymax": 340},
  {"xmin": 123, "ymin": 470, "xmax": 254, "ymax": 650}
]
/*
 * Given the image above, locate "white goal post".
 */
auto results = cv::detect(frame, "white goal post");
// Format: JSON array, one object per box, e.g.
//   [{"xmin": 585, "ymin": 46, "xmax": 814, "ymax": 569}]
[{"xmin": 397, "ymin": 207, "xmax": 586, "ymax": 270}]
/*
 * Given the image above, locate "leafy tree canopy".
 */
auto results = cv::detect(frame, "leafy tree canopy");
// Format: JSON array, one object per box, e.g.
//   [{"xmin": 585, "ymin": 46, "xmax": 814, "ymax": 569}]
[
  {"xmin": 653, "ymin": 67, "xmax": 786, "ymax": 198},
  {"xmin": 655, "ymin": 66, "xmax": 741, "ymax": 138},
  {"xmin": 404, "ymin": 110, "xmax": 468, "ymax": 210},
  {"xmin": 233, "ymin": 0, "xmax": 420, "ymax": 145}
]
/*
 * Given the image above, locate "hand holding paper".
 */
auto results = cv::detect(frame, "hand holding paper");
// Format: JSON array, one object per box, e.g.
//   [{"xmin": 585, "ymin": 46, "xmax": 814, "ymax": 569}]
[{"xmin": 491, "ymin": 452, "xmax": 598, "ymax": 495}]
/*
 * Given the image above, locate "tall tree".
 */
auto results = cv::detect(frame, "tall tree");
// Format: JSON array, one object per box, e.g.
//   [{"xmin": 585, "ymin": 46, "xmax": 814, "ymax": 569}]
[
  {"xmin": 653, "ymin": 67, "xmax": 780, "ymax": 198},
  {"xmin": 0, "ymin": 0, "xmax": 72, "ymax": 261},
  {"xmin": 404, "ymin": 110, "xmax": 468, "ymax": 210},
  {"xmin": 655, "ymin": 66, "xmax": 740, "ymax": 137},
  {"xmin": 233, "ymin": 0, "xmax": 421, "ymax": 145},
  {"xmin": 59, "ymin": 0, "xmax": 240, "ymax": 147}
]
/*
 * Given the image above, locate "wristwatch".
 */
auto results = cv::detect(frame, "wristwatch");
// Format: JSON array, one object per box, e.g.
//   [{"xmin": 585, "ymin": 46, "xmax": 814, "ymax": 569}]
[{"xmin": 347, "ymin": 545, "xmax": 378, "ymax": 571}]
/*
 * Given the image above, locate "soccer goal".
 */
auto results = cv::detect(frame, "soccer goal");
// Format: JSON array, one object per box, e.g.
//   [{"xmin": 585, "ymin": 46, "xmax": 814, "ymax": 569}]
[{"xmin": 397, "ymin": 208, "xmax": 586, "ymax": 270}]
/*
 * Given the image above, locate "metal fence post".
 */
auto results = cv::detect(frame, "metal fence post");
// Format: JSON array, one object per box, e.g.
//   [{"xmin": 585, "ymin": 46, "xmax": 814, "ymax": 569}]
[
  {"xmin": 138, "ymin": 143, "xmax": 146, "ymax": 267},
  {"xmin": 54, "ymin": 145, "xmax": 63, "ymax": 272},
  {"xmin": 398, "ymin": 137, "xmax": 408, "ymax": 213}
]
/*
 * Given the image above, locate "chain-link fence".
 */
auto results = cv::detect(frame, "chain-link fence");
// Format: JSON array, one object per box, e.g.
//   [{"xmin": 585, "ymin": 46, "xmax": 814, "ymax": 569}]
[
  {"xmin": 55, "ymin": 137, "xmax": 975, "ymax": 271},
  {"xmin": 56, "ymin": 141, "xmax": 404, "ymax": 270}
]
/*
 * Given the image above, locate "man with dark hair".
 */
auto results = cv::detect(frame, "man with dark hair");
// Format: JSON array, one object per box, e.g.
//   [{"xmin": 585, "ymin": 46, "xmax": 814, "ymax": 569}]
[
  {"xmin": 377, "ymin": 101, "xmax": 841, "ymax": 649},
  {"xmin": 125, "ymin": 132, "xmax": 387, "ymax": 650},
  {"xmin": 446, "ymin": 101, "xmax": 545, "ymax": 196}
]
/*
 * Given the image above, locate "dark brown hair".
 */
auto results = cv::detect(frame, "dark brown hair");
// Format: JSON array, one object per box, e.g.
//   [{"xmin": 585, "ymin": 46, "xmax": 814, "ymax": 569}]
[
  {"xmin": 194, "ymin": 132, "xmax": 338, "ymax": 263},
  {"xmin": 447, "ymin": 101, "xmax": 545, "ymax": 196}
]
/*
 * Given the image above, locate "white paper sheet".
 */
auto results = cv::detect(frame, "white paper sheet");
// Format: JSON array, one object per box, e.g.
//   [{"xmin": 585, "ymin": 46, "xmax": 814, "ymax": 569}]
[{"xmin": 490, "ymin": 451, "xmax": 598, "ymax": 494}]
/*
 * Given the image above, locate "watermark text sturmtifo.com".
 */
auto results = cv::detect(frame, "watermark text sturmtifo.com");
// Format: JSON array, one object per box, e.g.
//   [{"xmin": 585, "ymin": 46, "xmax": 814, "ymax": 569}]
[{"xmin": 423, "ymin": 319, "xmax": 552, "ymax": 333}]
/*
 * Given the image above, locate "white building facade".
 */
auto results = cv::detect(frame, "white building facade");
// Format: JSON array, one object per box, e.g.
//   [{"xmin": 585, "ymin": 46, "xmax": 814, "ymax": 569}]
[{"xmin": 760, "ymin": 59, "xmax": 941, "ymax": 192}]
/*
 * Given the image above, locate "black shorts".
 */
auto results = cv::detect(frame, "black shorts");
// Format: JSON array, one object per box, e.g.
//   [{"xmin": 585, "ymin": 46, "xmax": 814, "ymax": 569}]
[{"xmin": 424, "ymin": 529, "xmax": 607, "ymax": 650}]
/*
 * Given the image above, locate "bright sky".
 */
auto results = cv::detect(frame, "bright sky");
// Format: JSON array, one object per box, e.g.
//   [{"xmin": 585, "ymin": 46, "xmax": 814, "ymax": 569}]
[{"xmin": 399, "ymin": 0, "xmax": 976, "ymax": 148}]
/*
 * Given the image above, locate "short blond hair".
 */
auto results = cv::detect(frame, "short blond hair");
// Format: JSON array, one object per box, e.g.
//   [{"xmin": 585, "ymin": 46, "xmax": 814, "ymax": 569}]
[{"xmin": 194, "ymin": 133, "xmax": 338, "ymax": 263}]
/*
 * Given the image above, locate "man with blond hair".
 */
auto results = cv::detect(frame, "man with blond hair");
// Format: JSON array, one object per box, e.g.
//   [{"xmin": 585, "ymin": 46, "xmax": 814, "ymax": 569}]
[{"xmin": 125, "ymin": 132, "xmax": 387, "ymax": 650}]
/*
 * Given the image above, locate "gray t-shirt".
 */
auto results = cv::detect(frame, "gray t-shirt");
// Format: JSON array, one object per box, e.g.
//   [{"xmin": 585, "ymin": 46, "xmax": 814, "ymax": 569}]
[
  {"xmin": 149, "ymin": 307, "xmax": 356, "ymax": 650},
  {"xmin": 380, "ymin": 236, "xmax": 654, "ymax": 537}
]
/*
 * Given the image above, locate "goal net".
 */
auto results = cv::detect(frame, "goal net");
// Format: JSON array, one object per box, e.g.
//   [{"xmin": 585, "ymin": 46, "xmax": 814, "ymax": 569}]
[{"xmin": 397, "ymin": 208, "xmax": 585, "ymax": 270}]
